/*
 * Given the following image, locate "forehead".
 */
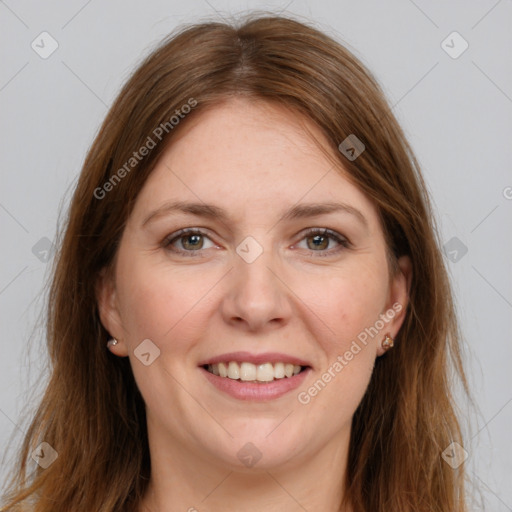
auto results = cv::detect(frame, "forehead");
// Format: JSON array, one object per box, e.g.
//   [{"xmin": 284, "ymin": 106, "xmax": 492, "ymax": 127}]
[{"xmin": 130, "ymin": 98, "xmax": 378, "ymax": 226}]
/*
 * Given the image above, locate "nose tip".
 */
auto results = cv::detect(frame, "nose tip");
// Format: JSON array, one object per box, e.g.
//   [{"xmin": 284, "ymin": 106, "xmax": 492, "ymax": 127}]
[{"xmin": 221, "ymin": 249, "xmax": 292, "ymax": 332}]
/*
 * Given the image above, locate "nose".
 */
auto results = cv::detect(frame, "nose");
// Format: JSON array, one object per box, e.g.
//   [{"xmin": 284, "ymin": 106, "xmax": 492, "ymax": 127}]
[{"xmin": 220, "ymin": 244, "xmax": 293, "ymax": 333}]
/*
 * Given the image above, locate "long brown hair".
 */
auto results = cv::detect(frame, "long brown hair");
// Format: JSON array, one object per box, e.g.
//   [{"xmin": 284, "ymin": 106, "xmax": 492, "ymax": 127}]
[{"xmin": 1, "ymin": 12, "xmax": 471, "ymax": 512}]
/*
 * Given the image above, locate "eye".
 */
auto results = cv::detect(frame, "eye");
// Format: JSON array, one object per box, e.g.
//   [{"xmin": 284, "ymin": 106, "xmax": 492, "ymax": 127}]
[
  {"xmin": 162, "ymin": 227, "xmax": 350, "ymax": 258},
  {"xmin": 162, "ymin": 228, "xmax": 216, "ymax": 257},
  {"xmin": 294, "ymin": 228, "xmax": 350, "ymax": 257}
]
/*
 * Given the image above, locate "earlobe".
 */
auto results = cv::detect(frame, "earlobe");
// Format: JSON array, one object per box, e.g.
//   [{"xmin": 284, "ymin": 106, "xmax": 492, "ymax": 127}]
[{"xmin": 377, "ymin": 255, "xmax": 412, "ymax": 356}]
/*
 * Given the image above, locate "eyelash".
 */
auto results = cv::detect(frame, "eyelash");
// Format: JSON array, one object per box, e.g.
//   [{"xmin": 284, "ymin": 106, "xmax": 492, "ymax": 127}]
[{"xmin": 162, "ymin": 227, "xmax": 350, "ymax": 258}]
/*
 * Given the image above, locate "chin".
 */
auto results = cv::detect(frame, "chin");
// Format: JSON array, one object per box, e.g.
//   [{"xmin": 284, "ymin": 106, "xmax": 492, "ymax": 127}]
[{"xmin": 201, "ymin": 429, "xmax": 305, "ymax": 472}]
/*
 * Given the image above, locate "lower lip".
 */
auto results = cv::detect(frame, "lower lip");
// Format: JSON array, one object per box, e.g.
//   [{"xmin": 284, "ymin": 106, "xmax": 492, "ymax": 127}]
[{"xmin": 200, "ymin": 366, "xmax": 311, "ymax": 401}]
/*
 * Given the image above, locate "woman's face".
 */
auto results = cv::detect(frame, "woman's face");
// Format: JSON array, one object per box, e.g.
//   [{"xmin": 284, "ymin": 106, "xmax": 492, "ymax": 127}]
[{"xmin": 98, "ymin": 97, "xmax": 410, "ymax": 472}]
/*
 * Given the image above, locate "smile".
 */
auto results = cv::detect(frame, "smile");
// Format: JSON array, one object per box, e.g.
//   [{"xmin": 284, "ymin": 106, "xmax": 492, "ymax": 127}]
[
  {"xmin": 204, "ymin": 361, "xmax": 305, "ymax": 382},
  {"xmin": 199, "ymin": 352, "xmax": 312, "ymax": 401}
]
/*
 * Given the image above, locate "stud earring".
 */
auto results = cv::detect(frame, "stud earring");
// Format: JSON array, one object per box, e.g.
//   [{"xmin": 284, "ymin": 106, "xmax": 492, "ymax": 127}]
[
  {"xmin": 107, "ymin": 338, "xmax": 118, "ymax": 348},
  {"xmin": 381, "ymin": 333, "xmax": 394, "ymax": 351}
]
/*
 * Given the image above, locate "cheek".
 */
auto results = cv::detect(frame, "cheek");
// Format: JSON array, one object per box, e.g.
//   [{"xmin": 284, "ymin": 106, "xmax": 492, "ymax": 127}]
[
  {"xmin": 292, "ymin": 265, "xmax": 385, "ymax": 427},
  {"xmin": 115, "ymin": 250, "xmax": 219, "ymax": 349},
  {"xmin": 294, "ymin": 257, "xmax": 389, "ymax": 350}
]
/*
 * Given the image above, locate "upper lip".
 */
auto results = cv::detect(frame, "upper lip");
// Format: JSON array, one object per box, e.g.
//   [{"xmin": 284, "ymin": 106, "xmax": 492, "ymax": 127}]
[{"xmin": 198, "ymin": 351, "xmax": 312, "ymax": 368}]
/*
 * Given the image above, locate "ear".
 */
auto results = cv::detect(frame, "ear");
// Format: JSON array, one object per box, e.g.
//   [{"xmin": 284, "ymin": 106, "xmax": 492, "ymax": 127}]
[
  {"xmin": 376, "ymin": 254, "xmax": 412, "ymax": 356},
  {"xmin": 95, "ymin": 267, "xmax": 129, "ymax": 357}
]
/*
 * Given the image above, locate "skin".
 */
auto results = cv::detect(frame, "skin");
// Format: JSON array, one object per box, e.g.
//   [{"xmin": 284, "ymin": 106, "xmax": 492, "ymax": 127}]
[{"xmin": 97, "ymin": 97, "xmax": 412, "ymax": 512}]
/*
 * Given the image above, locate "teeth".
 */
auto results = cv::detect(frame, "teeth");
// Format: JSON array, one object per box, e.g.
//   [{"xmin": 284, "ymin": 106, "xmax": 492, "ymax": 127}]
[
  {"xmin": 207, "ymin": 361, "xmax": 303, "ymax": 382},
  {"xmin": 274, "ymin": 362, "xmax": 285, "ymax": 378},
  {"xmin": 227, "ymin": 361, "xmax": 240, "ymax": 379},
  {"xmin": 240, "ymin": 362, "xmax": 256, "ymax": 381},
  {"xmin": 256, "ymin": 363, "xmax": 274, "ymax": 382},
  {"xmin": 218, "ymin": 362, "xmax": 228, "ymax": 377}
]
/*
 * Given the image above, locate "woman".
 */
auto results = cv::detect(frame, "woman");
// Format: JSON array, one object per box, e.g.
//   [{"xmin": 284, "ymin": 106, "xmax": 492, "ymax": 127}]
[{"xmin": 0, "ymin": 13, "xmax": 470, "ymax": 512}]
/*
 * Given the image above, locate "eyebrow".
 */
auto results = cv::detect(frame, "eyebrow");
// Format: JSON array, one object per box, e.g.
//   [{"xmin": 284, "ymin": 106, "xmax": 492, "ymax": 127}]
[{"xmin": 142, "ymin": 200, "xmax": 369, "ymax": 230}]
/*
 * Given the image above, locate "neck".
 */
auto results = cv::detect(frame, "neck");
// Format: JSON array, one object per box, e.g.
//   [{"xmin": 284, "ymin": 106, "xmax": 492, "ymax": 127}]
[{"xmin": 139, "ymin": 421, "xmax": 353, "ymax": 512}]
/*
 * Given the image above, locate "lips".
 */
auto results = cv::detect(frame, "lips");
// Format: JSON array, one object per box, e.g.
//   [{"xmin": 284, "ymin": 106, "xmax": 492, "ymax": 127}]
[{"xmin": 198, "ymin": 351, "xmax": 312, "ymax": 401}]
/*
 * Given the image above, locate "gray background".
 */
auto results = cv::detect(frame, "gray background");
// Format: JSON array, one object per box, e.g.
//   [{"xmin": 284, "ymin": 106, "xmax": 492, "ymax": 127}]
[{"xmin": 1, "ymin": 0, "xmax": 511, "ymax": 509}]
